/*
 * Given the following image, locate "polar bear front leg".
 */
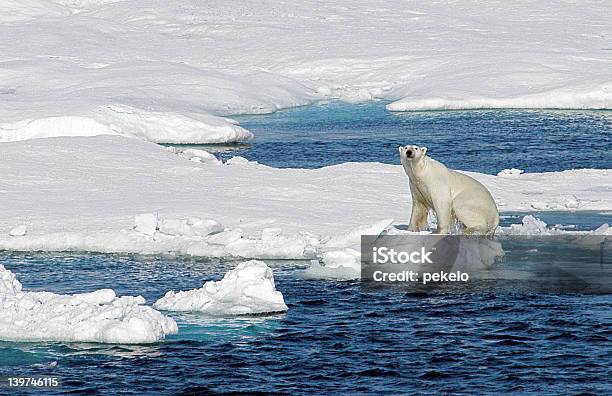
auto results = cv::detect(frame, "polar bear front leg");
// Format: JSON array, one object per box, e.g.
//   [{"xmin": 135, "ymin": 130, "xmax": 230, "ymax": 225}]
[
  {"xmin": 408, "ymin": 181, "xmax": 428, "ymax": 231},
  {"xmin": 432, "ymin": 197, "xmax": 452, "ymax": 234},
  {"xmin": 408, "ymin": 200, "xmax": 428, "ymax": 232}
]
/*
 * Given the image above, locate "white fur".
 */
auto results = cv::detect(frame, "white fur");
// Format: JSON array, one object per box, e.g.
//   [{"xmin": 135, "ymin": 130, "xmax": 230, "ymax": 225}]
[{"xmin": 399, "ymin": 145, "xmax": 499, "ymax": 235}]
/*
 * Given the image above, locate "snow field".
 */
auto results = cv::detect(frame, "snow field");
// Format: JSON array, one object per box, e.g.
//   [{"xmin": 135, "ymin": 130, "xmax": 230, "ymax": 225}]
[{"xmin": 2, "ymin": 1, "xmax": 611, "ymax": 144}]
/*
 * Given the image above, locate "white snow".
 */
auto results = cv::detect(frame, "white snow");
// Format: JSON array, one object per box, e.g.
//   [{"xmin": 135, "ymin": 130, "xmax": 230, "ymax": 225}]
[
  {"xmin": 179, "ymin": 149, "xmax": 222, "ymax": 166},
  {"xmin": 324, "ymin": 219, "xmax": 394, "ymax": 249},
  {"xmin": 0, "ymin": 136, "xmax": 609, "ymax": 256},
  {"xmin": 0, "ymin": 265, "xmax": 178, "ymax": 343},
  {"xmin": 157, "ymin": 217, "xmax": 224, "ymax": 237},
  {"xmin": 154, "ymin": 261, "xmax": 287, "ymax": 315},
  {"xmin": 134, "ymin": 213, "xmax": 158, "ymax": 236},
  {"xmin": 1, "ymin": 1, "xmax": 610, "ymax": 144},
  {"xmin": 226, "ymin": 156, "xmax": 257, "ymax": 166},
  {"xmin": 387, "ymin": 85, "xmax": 612, "ymax": 112}
]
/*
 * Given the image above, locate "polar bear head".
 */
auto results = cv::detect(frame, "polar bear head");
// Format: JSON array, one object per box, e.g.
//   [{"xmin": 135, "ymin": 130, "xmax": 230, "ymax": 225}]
[{"xmin": 399, "ymin": 145, "xmax": 428, "ymax": 163}]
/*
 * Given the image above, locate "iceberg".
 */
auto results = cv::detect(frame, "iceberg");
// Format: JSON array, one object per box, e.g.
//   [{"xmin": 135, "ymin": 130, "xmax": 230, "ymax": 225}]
[{"xmin": 154, "ymin": 261, "xmax": 288, "ymax": 315}]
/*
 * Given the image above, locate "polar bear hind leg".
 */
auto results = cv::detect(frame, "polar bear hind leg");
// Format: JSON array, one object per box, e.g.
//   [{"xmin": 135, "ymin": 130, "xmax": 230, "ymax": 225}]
[{"xmin": 452, "ymin": 192, "xmax": 496, "ymax": 236}]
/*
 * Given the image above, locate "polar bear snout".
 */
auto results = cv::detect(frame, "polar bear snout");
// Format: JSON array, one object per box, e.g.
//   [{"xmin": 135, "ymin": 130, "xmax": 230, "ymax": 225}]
[{"xmin": 399, "ymin": 145, "xmax": 423, "ymax": 161}]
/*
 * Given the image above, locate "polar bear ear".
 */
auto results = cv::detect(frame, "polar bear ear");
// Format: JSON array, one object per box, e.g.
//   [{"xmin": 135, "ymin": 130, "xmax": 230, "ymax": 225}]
[{"xmin": 421, "ymin": 146, "xmax": 428, "ymax": 155}]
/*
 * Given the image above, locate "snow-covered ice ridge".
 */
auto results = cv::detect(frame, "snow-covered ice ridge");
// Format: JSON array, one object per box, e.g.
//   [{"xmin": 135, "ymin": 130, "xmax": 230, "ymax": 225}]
[
  {"xmin": 1, "ymin": 1, "xmax": 611, "ymax": 144},
  {"xmin": 0, "ymin": 265, "xmax": 178, "ymax": 343},
  {"xmin": 154, "ymin": 261, "xmax": 288, "ymax": 315},
  {"xmin": 0, "ymin": 136, "xmax": 610, "ymax": 257}
]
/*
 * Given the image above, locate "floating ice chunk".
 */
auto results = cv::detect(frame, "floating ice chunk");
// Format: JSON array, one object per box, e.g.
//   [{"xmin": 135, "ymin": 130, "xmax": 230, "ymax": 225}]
[
  {"xmin": 500, "ymin": 215, "xmax": 550, "ymax": 235},
  {"xmin": 497, "ymin": 168, "xmax": 524, "ymax": 177},
  {"xmin": 304, "ymin": 248, "xmax": 361, "ymax": 280},
  {"xmin": 9, "ymin": 225, "xmax": 27, "ymax": 237},
  {"xmin": 134, "ymin": 213, "xmax": 158, "ymax": 235},
  {"xmin": 325, "ymin": 219, "xmax": 393, "ymax": 249},
  {"xmin": 303, "ymin": 261, "xmax": 352, "ymax": 280},
  {"xmin": 321, "ymin": 249, "xmax": 361, "ymax": 270},
  {"xmin": 0, "ymin": 265, "xmax": 177, "ymax": 344},
  {"xmin": 153, "ymin": 261, "xmax": 287, "ymax": 315}
]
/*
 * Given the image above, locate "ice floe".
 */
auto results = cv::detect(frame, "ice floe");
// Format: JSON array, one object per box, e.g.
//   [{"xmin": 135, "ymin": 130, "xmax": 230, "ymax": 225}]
[
  {"xmin": 0, "ymin": 136, "xmax": 609, "ymax": 256},
  {"xmin": 0, "ymin": 265, "xmax": 177, "ymax": 344},
  {"xmin": 154, "ymin": 261, "xmax": 287, "ymax": 315}
]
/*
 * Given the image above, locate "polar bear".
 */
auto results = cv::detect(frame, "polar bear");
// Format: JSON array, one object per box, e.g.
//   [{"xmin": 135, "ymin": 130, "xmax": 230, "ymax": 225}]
[{"xmin": 399, "ymin": 145, "xmax": 499, "ymax": 235}]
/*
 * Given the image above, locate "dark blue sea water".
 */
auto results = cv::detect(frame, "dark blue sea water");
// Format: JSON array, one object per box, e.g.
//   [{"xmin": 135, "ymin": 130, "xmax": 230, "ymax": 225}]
[
  {"xmin": 1, "ymin": 212, "xmax": 611, "ymax": 395},
  {"xmin": 207, "ymin": 102, "xmax": 612, "ymax": 173}
]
